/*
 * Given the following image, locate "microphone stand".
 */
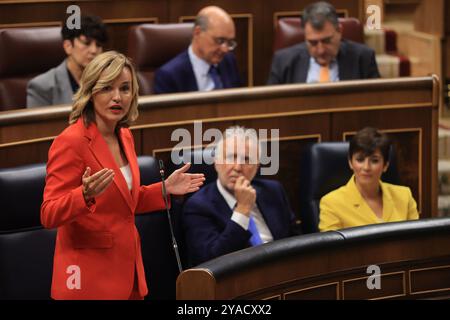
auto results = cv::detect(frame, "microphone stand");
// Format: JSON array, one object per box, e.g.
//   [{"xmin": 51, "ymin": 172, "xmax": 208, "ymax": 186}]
[{"xmin": 159, "ymin": 160, "xmax": 183, "ymax": 273}]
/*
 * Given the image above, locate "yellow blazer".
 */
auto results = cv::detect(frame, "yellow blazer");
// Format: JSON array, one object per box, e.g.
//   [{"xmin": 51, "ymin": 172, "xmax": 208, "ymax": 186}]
[{"xmin": 319, "ymin": 175, "xmax": 419, "ymax": 231}]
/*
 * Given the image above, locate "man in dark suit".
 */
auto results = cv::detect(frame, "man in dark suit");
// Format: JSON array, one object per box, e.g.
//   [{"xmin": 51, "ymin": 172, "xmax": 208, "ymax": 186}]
[
  {"xmin": 154, "ymin": 6, "xmax": 242, "ymax": 94},
  {"xmin": 268, "ymin": 1, "xmax": 380, "ymax": 85},
  {"xmin": 182, "ymin": 126, "xmax": 298, "ymax": 266}
]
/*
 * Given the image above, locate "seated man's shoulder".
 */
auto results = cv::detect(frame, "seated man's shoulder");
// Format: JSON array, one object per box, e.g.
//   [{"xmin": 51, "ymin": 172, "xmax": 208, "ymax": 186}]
[
  {"xmin": 28, "ymin": 66, "xmax": 58, "ymax": 90},
  {"xmin": 321, "ymin": 185, "xmax": 349, "ymax": 204},
  {"xmin": 27, "ymin": 66, "xmax": 62, "ymax": 107},
  {"xmin": 184, "ymin": 182, "xmax": 217, "ymax": 207},
  {"xmin": 342, "ymin": 39, "xmax": 375, "ymax": 55},
  {"xmin": 49, "ymin": 120, "xmax": 88, "ymax": 155},
  {"xmin": 253, "ymin": 178, "xmax": 284, "ymax": 192}
]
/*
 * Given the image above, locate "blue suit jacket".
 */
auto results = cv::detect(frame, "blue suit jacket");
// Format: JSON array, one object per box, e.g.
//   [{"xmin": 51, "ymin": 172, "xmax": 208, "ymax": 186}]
[
  {"xmin": 153, "ymin": 50, "xmax": 242, "ymax": 94},
  {"xmin": 182, "ymin": 179, "xmax": 298, "ymax": 266}
]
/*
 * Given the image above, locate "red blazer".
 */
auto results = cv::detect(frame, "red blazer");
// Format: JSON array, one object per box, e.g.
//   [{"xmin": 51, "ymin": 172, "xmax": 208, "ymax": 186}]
[{"xmin": 41, "ymin": 117, "xmax": 166, "ymax": 300}]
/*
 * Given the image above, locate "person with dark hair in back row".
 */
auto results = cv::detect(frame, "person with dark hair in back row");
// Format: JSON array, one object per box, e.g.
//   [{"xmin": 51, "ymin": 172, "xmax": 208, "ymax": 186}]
[
  {"xmin": 182, "ymin": 126, "xmax": 298, "ymax": 267},
  {"xmin": 319, "ymin": 127, "xmax": 419, "ymax": 232},
  {"xmin": 27, "ymin": 15, "xmax": 108, "ymax": 107},
  {"xmin": 268, "ymin": 1, "xmax": 380, "ymax": 85},
  {"xmin": 153, "ymin": 6, "xmax": 242, "ymax": 94}
]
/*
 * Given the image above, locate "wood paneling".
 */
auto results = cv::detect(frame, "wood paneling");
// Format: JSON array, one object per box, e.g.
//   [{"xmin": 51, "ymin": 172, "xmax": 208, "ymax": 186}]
[
  {"xmin": 410, "ymin": 265, "xmax": 450, "ymax": 295},
  {"xmin": 104, "ymin": 18, "xmax": 158, "ymax": 55},
  {"xmin": 262, "ymin": 0, "xmax": 362, "ymax": 85},
  {"xmin": 284, "ymin": 283, "xmax": 339, "ymax": 300},
  {"xmin": 446, "ymin": 40, "xmax": 450, "ymax": 79},
  {"xmin": 179, "ymin": 13, "xmax": 253, "ymax": 86},
  {"xmin": 342, "ymin": 271, "xmax": 405, "ymax": 299}
]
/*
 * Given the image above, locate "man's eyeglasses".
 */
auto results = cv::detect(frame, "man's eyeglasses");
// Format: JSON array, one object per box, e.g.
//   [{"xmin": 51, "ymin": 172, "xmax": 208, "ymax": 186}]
[
  {"xmin": 306, "ymin": 34, "xmax": 334, "ymax": 47},
  {"xmin": 212, "ymin": 36, "xmax": 238, "ymax": 51}
]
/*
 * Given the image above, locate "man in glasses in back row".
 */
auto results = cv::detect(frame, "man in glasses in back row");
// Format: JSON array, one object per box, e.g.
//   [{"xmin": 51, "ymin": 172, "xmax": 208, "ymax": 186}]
[
  {"xmin": 27, "ymin": 15, "xmax": 108, "ymax": 108},
  {"xmin": 154, "ymin": 6, "xmax": 242, "ymax": 94},
  {"xmin": 268, "ymin": 1, "xmax": 380, "ymax": 85}
]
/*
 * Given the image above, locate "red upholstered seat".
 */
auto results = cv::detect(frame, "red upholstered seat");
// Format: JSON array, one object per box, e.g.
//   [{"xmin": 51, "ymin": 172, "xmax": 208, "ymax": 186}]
[{"xmin": 384, "ymin": 29, "xmax": 410, "ymax": 77}]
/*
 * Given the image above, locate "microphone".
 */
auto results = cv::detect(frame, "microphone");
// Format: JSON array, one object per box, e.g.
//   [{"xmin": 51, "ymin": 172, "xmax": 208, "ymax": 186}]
[{"xmin": 159, "ymin": 160, "xmax": 183, "ymax": 273}]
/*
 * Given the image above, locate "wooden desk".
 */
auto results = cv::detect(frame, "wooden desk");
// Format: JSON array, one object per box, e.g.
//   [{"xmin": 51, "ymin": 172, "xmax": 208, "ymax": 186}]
[
  {"xmin": 0, "ymin": 77, "xmax": 439, "ymax": 217},
  {"xmin": 0, "ymin": 0, "xmax": 362, "ymax": 86}
]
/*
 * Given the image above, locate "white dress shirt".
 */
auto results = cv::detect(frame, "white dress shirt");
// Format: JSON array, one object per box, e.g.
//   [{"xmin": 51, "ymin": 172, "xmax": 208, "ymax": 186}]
[
  {"xmin": 216, "ymin": 180, "xmax": 273, "ymax": 243},
  {"xmin": 188, "ymin": 45, "xmax": 215, "ymax": 91},
  {"xmin": 120, "ymin": 164, "xmax": 133, "ymax": 191}
]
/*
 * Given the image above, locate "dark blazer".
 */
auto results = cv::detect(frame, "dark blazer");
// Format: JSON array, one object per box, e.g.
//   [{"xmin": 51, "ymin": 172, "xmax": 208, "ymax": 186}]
[
  {"xmin": 153, "ymin": 50, "xmax": 242, "ymax": 94},
  {"xmin": 182, "ymin": 179, "xmax": 298, "ymax": 266},
  {"xmin": 267, "ymin": 40, "xmax": 380, "ymax": 85}
]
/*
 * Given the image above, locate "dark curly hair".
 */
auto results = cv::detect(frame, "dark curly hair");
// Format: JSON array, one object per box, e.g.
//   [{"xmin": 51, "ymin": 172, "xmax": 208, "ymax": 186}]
[{"xmin": 61, "ymin": 15, "xmax": 108, "ymax": 45}]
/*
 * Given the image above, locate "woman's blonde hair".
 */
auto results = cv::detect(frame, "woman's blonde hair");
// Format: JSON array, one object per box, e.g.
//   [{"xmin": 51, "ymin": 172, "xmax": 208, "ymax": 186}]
[{"xmin": 69, "ymin": 51, "xmax": 139, "ymax": 127}]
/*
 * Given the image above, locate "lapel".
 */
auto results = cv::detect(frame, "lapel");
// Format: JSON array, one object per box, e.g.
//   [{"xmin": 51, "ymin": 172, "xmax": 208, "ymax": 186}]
[
  {"xmin": 183, "ymin": 51, "xmax": 199, "ymax": 91},
  {"xmin": 254, "ymin": 182, "xmax": 278, "ymax": 238},
  {"xmin": 54, "ymin": 60, "xmax": 75, "ymax": 104},
  {"xmin": 82, "ymin": 119, "xmax": 134, "ymax": 212},
  {"xmin": 346, "ymin": 175, "xmax": 371, "ymax": 220},
  {"xmin": 212, "ymin": 183, "xmax": 234, "ymax": 221},
  {"xmin": 118, "ymin": 127, "xmax": 140, "ymax": 207},
  {"xmin": 337, "ymin": 40, "xmax": 352, "ymax": 81}
]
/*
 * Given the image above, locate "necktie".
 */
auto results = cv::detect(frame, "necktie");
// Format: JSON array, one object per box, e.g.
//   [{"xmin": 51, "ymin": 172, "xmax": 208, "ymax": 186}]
[
  {"xmin": 208, "ymin": 65, "xmax": 223, "ymax": 89},
  {"xmin": 248, "ymin": 216, "xmax": 263, "ymax": 246},
  {"xmin": 319, "ymin": 65, "xmax": 330, "ymax": 83}
]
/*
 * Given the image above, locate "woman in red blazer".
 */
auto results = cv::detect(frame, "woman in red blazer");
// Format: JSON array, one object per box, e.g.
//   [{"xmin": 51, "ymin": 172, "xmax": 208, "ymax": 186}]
[{"xmin": 41, "ymin": 51, "xmax": 204, "ymax": 300}]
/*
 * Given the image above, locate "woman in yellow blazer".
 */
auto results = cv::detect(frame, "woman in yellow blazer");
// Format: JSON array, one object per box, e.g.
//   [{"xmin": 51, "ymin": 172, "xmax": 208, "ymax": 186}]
[{"xmin": 319, "ymin": 127, "xmax": 418, "ymax": 232}]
